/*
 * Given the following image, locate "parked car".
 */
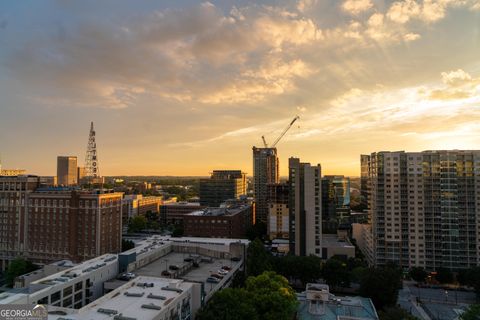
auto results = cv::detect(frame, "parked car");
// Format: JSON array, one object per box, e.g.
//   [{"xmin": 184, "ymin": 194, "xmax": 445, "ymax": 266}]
[
  {"xmin": 230, "ymin": 257, "xmax": 241, "ymax": 262},
  {"xmin": 210, "ymin": 273, "xmax": 224, "ymax": 279},
  {"xmin": 221, "ymin": 266, "xmax": 232, "ymax": 271},
  {"xmin": 206, "ymin": 277, "xmax": 220, "ymax": 283},
  {"xmin": 217, "ymin": 269, "xmax": 228, "ymax": 275},
  {"xmin": 161, "ymin": 271, "xmax": 172, "ymax": 277},
  {"xmin": 184, "ymin": 258, "xmax": 193, "ymax": 262},
  {"xmin": 169, "ymin": 265, "xmax": 180, "ymax": 271}
]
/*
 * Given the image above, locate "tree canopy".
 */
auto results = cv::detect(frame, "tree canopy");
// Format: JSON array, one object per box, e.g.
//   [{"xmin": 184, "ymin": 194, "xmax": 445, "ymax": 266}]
[
  {"xmin": 409, "ymin": 267, "xmax": 428, "ymax": 283},
  {"xmin": 460, "ymin": 304, "xmax": 480, "ymax": 320},
  {"xmin": 127, "ymin": 215, "xmax": 147, "ymax": 233},
  {"xmin": 322, "ymin": 258, "xmax": 350, "ymax": 288},
  {"xmin": 197, "ymin": 271, "xmax": 298, "ymax": 320},
  {"xmin": 359, "ymin": 266, "xmax": 402, "ymax": 310},
  {"xmin": 6, "ymin": 258, "xmax": 38, "ymax": 287},
  {"xmin": 246, "ymin": 238, "xmax": 272, "ymax": 277},
  {"xmin": 121, "ymin": 239, "xmax": 135, "ymax": 252},
  {"xmin": 196, "ymin": 288, "xmax": 258, "ymax": 320}
]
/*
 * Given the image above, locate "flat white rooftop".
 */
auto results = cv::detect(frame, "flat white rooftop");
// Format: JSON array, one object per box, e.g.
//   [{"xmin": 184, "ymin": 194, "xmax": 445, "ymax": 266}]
[
  {"xmin": 47, "ymin": 276, "xmax": 193, "ymax": 320},
  {"xmin": 33, "ymin": 254, "xmax": 117, "ymax": 286}
]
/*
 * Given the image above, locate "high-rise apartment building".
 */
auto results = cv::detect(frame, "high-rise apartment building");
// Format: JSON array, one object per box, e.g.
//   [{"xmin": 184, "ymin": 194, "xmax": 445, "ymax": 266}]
[
  {"xmin": 252, "ymin": 147, "xmax": 279, "ymax": 223},
  {"xmin": 199, "ymin": 170, "xmax": 246, "ymax": 207},
  {"xmin": 267, "ymin": 183, "xmax": 289, "ymax": 240},
  {"xmin": 0, "ymin": 175, "xmax": 123, "ymax": 269},
  {"xmin": 289, "ymin": 158, "xmax": 322, "ymax": 256},
  {"xmin": 322, "ymin": 175, "xmax": 351, "ymax": 233},
  {"xmin": 57, "ymin": 156, "xmax": 78, "ymax": 186},
  {"xmin": 361, "ymin": 150, "xmax": 480, "ymax": 271}
]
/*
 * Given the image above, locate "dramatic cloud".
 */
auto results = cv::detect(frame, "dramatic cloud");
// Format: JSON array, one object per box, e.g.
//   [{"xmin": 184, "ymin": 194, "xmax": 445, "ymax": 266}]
[
  {"xmin": 342, "ymin": 0, "xmax": 374, "ymax": 15},
  {"xmin": 5, "ymin": 3, "xmax": 325, "ymax": 108},
  {"xmin": 428, "ymin": 69, "xmax": 480, "ymax": 100}
]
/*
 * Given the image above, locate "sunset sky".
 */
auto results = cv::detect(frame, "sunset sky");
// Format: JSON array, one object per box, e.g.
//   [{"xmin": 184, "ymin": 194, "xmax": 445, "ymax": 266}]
[{"xmin": 0, "ymin": 0, "xmax": 479, "ymax": 177}]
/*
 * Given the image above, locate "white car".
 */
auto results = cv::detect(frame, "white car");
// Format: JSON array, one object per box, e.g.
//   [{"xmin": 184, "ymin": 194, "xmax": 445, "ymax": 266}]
[{"xmin": 217, "ymin": 269, "xmax": 228, "ymax": 275}]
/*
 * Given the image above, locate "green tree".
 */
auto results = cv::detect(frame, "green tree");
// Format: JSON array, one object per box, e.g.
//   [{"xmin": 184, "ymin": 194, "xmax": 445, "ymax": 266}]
[
  {"xmin": 409, "ymin": 267, "xmax": 428, "ymax": 283},
  {"xmin": 351, "ymin": 266, "xmax": 368, "ymax": 283},
  {"xmin": 378, "ymin": 306, "xmax": 419, "ymax": 320},
  {"xmin": 172, "ymin": 225, "xmax": 184, "ymax": 237},
  {"xmin": 246, "ymin": 271, "xmax": 298, "ymax": 320},
  {"xmin": 6, "ymin": 258, "xmax": 38, "ymax": 287},
  {"xmin": 196, "ymin": 288, "xmax": 258, "ymax": 320},
  {"xmin": 197, "ymin": 272, "xmax": 297, "ymax": 320},
  {"xmin": 145, "ymin": 211, "xmax": 158, "ymax": 222},
  {"xmin": 457, "ymin": 267, "xmax": 480, "ymax": 296},
  {"xmin": 297, "ymin": 255, "xmax": 322, "ymax": 286},
  {"xmin": 122, "ymin": 239, "xmax": 135, "ymax": 252},
  {"xmin": 359, "ymin": 266, "xmax": 402, "ymax": 310},
  {"xmin": 246, "ymin": 221, "xmax": 267, "ymax": 241},
  {"xmin": 322, "ymin": 258, "xmax": 350, "ymax": 288},
  {"xmin": 460, "ymin": 304, "xmax": 480, "ymax": 320},
  {"xmin": 128, "ymin": 215, "xmax": 147, "ymax": 233},
  {"xmin": 246, "ymin": 238, "xmax": 272, "ymax": 277},
  {"xmin": 435, "ymin": 267, "xmax": 454, "ymax": 284}
]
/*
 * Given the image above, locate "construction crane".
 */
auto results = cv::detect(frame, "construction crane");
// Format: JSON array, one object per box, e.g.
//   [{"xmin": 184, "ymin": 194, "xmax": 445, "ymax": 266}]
[{"xmin": 261, "ymin": 115, "xmax": 300, "ymax": 148}]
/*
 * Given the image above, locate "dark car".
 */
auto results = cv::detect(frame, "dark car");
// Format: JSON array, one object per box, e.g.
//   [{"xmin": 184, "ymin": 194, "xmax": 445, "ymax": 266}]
[
  {"xmin": 169, "ymin": 265, "xmax": 179, "ymax": 271},
  {"xmin": 230, "ymin": 257, "xmax": 241, "ymax": 262}
]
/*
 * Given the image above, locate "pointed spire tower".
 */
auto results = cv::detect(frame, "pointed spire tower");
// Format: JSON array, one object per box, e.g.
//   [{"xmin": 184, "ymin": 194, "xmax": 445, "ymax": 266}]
[{"xmin": 85, "ymin": 122, "xmax": 100, "ymax": 179}]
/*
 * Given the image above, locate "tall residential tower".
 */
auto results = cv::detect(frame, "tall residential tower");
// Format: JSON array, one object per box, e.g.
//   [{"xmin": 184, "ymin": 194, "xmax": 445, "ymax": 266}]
[
  {"xmin": 252, "ymin": 147, "xmax": 279, "ymax": 223},
  {"xmin": 360, "ymin": 150, "xmax": 480, "ymax": 271},
  {"xmin": 289, "ymin": 157, "xmax": 322, "ymax": 257}
]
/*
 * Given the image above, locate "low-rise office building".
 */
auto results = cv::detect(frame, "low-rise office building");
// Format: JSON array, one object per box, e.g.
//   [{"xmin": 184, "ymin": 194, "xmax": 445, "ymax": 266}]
[
  {"xmin": 47, "ymin": 276, "xmax": 202, "ymax": 320},
  {"xmin": 1, "ymin": 236, "xmax": 249, "ymax": 320},
  {"xmin": 0, "ymin": 254, "xmax": 119, "ymax": 309},
  {"xmin": 122, "ymin": 195, "xmax": 163, "ymax": 223}
]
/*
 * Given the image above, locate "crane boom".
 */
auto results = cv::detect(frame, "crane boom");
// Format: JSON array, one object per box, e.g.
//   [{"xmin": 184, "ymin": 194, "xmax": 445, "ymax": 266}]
[{"xmin": 270, "ymin": 115, "xmax": 300, "ymax": 148}]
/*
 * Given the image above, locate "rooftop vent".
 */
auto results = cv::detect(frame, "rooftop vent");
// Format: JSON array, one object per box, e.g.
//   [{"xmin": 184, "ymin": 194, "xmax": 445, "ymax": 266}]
[
  {"xmin": 141, "ymin": 303, "xmax": 162, "ymax": 310},
  {"xmin": 137, "ymin": 282, "xmax": 154, "ymax": 288},
  {"xmin": 147, "ymin": 293, "xmax": 166, "ymax": 300},
  {"xmin": 161, "ymin": 286, "xmax": 183, "ymax": 293},
  {"xmin": 113, "ymin": 314, "xmax": 137, "ymax": 320},
  {"xmin": 98, "ymin": 308, "xmax": 118, "ymax": 315},
  {"xmin": 124, "ymin": 292, "xmax": 145, "ymax": 297}
]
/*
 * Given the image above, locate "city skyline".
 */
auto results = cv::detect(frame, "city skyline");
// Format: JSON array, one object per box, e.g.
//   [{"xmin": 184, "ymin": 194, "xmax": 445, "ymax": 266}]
[{"xmin": 1, "ymin": 1, "xmax": 479, "ymax": 177}]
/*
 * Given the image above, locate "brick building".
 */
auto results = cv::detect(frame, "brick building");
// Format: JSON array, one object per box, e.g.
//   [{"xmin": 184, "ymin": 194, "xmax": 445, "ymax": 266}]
[
  {"xmin": 183, "ymin": 200, "xmax": 253, "ymax": 238},
  {"xmin": 0, "ymin": 175, "xmax": 123, "ymax": 269},
  {"xmin": 160, "ymin": 202, "xmax": 205, "ymax": 225}
]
